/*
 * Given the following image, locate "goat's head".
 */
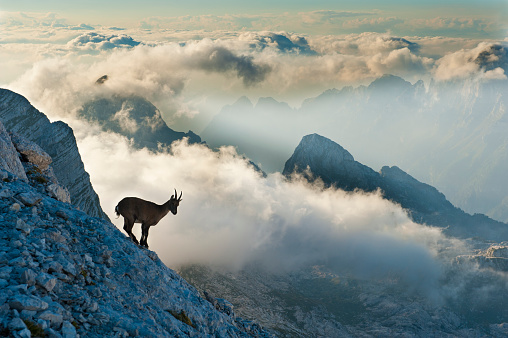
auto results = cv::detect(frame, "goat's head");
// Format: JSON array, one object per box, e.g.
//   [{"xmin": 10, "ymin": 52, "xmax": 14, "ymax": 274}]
[{"xmin": 169, "ymin": 189, "xmax": 183, "ymax": 215}]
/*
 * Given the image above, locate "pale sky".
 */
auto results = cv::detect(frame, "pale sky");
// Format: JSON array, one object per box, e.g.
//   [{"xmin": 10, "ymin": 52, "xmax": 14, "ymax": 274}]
[{"xmin": 1, "ymin": 0, "xmax": 507, "ymax": 34}]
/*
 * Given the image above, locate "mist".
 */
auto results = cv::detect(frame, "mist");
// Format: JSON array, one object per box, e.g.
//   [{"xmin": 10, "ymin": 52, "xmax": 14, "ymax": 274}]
[{"xmin": 68, "ymin": 120, "xmax": 473, "ymax": 299}]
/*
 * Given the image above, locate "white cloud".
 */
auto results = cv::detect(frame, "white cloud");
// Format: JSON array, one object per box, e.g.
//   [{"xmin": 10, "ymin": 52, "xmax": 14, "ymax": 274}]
[
  {"xmin": 433, "ymin": 42, "xmax": 508, "ymax": 81},
  {"xmin": 67, "ymin": 32, "xmax": 141, "ymax": 51},
  {"xmin": 111, "ymin": 102, "xmax": 139, "ymax": 133},
  {"xmin": 73, "ymin": 125, "xmax": 453, "ymax": 292}
]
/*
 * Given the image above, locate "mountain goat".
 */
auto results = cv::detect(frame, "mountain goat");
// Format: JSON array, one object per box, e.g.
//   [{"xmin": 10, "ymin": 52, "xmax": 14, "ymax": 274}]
[{"xmin": 115, "ymin": 189, "xmax": 182, "ymax": 248}]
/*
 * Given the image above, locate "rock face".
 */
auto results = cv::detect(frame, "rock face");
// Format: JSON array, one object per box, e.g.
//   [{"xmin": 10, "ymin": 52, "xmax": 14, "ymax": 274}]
[
  {"xmin": 0, "ymin": 127, "xmax": 271, "ymax": 337},
  {"xmin": 79, "ymin": 95, "xmax": 202, "ymax": 151},
  {"xmin": 0, "ymin": 122, "xmax": 27, "ymax": 181},
  {"xmin": 0, "ymin": 89, "xmax": 106, "ymax": 220},
  {"xmin": 283, "ymin": 133, "xmax": 508, "ymax": 240}
]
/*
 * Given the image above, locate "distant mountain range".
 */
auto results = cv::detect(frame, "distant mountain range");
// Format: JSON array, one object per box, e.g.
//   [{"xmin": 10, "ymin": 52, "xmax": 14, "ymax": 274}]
[{"xmin": 201, "ymin": 75, "xmax": 508, "ymax": 224}]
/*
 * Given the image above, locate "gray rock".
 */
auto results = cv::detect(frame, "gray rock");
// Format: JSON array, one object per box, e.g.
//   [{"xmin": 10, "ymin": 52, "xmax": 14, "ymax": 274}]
[
  {"xmin": 10, "ymin": 132, "xmax": 53, "ymax": 171},
  {"xmin": 47, "ymin": 261, "xmax": 63, "ymax": 274},
  {"xmin": 38, "ymin": 310, "xmax": 64, "ymax": 327},
  {"xmin": 0, "ymin": 187, "xmax": 13, "ymax": 198},
  {"xmin": 47, "ymin": 184, "xmax": 71, "ymax": 203},
  {"xmin": 0, "ymin": 121, "xmax": 27, "ymax": 181},
  {"xmin": 61, "ymin": 321, "xmax": 77, "ymax": 338},
  {"xmin": 61, "ymin": 261, "xmax": 77, "ymax": 277},
  {"xmin": 9, "ymin": 294, "xmax": 49, "ymax": 311},
  {"xmin": 17, "ymin": 192, "xmax": 42, "ymax": 207},
  {"xmin": 17, "ymin": 328, "xmax": 32, "ymax": 338},
  {"xmin": 8, "ymin": 317, "xmax": 27, "ymax": 331},
  {"xmin": 36, "ymin": 273, "xmax": 57, "ymax": 292},
  {"xmin": 45, "ymin": 327, "xmax": 63, "ymax": 338},
  {"xmin": 20, "ymin": 269, "xmax": 36, "ymax": 286},
  {"xmin": 16, "ymin": 219, "xmax": 32, "ymax": 234},
  {"xmin": 0, "ymin": 266, "xmax": 13, "ymax": 279}
]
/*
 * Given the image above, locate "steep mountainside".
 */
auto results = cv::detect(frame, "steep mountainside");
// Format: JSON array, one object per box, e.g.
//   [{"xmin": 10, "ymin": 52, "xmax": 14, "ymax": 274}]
[
  {"xmin": 283, "ymin": 133, "xmax": 508, "ymax": 240},
  {"xmin": 0, "ymin": 120, "xmax": 271, "ymax": 337},
  {"xmin": 79, "ymin": 96, "xmax": 201, "ymax": 151},
  {"xmin": 0, "ymin": 89, "xmax": 107, "ymax": 220}
]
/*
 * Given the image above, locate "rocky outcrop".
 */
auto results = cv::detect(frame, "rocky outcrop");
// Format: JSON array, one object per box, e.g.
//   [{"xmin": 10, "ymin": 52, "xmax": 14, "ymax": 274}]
[
  {"xmin": 0, "ymin": 122, "xmax": 27, "ymax": 181},
  {"xmin": 0, "ymin": 121, "xmax": 71, "ymax": 205},
  {"xmin": 0, "ymin": 89, "xmax": 106, "ymax": 220},
  {"xmin": 283, "ymin": 133, "xmax": 508, "ymax": 240}
]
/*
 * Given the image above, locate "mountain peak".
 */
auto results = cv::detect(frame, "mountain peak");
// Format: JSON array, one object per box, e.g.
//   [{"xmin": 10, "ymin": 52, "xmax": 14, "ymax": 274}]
[
  {"xmin": 79, "ymin": 95, "xmax": 201, "ymax": 151},
  {"xmin": 255, "ymin": 97, "xmax": 292, "ymax": 111},
  {"xmin": 283, "ymin": 134, "xmax": 380, "ymax": 191},
  {"xmin": 368, "ymin": 74, "xmax": 411, "ymax": 89}
]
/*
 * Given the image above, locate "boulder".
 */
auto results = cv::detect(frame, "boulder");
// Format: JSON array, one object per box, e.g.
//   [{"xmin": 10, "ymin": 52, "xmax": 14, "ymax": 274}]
[
  {"xmin": 10, "ymin": 132, "xmax": 52, "ymax": 170},
  {"xmin": 9, "ymin": 294, "xmax": 49, "ymax": 311}
]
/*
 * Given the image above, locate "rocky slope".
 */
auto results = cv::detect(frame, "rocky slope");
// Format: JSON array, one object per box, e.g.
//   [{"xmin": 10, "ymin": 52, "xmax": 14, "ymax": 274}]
[
  {"xmin": 0, "ymin": 89, "xmax": 107, "ymax": 220},
  {"xmin": 78, "ymin": 95, "xmax": 201, "ymax": 152},
  {"xmin": 283, "ymin": 133, "xmax": 508, "ymax": 241},
  {"xmin": 0, "ymin": 120, "xmax": 271, "ymax": 337}
]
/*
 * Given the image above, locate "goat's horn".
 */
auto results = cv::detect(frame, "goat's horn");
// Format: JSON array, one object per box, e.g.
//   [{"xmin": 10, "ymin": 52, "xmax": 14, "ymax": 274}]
[
  {"xmin": 178, "ymin": 191, "xmax": 183, "ymax": 200},
  {"xmin": 174, "ymin": 188, "xmax": 177, "ymax": 199}
]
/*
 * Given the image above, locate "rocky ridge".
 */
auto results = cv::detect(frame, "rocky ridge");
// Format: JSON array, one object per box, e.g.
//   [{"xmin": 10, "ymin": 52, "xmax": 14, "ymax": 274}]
[
  {"xmin": 283, "ymin": 133, "xmax": 508, "ymax": 241},
  {"xmin": 0, "ymin": 120, "xmax": 271, "ymax": 337},
  {"xmin": 0, "ymin": 89, "xmax": 106, "ymax": 220}
]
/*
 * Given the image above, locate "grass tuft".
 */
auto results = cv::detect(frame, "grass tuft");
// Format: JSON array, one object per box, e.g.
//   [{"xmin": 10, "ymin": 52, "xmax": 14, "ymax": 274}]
[{"xmin": 168, "ymin": 310, "xmax": 196, "ymax": 328}]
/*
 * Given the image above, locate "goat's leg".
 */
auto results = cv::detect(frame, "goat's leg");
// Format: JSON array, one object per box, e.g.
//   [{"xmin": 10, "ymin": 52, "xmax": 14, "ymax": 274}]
[
  {"xmin": 123, "ymin": 218, "xmax": 139, "ymax": 244},
  {"xmin": 140, "ymin": 223, "xmax": 150, "ymax": 248}
]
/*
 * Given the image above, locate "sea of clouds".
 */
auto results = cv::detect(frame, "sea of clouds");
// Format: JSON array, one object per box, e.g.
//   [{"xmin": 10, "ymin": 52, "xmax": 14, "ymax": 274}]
[{"xmin": 2, "ymin": 15, "xmax": 508, "ymax": 305}]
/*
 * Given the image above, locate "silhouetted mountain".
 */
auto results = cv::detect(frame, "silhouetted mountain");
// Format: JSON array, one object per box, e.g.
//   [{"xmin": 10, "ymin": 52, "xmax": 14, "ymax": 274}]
[
  {"xmin": 79, "ymin": 96, "xmax": 201, "ymax": 151},
  {"xmin": 283, "ymin": 133, "xmax": 508, "ymax": 240}
]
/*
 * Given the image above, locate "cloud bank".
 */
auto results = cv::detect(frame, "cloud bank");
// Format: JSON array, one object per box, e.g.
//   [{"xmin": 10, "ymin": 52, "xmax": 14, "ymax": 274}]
[
  {"xmin": 76, "ymin": 127, "xmax": 453, "ymax": 292},
  {"xmin": 68, "ymin": 32, "xmax": 141, "ymax": 51},
  {"xmin": 433, "ymin": 42, "xmax": 508, "ymax": 81}
]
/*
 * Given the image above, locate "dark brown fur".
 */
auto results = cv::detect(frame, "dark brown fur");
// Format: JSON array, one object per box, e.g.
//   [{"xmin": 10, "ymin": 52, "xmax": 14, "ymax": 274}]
[{"xmin": 115, "ymin": 190, "xmax": 182, "ymax": 248}]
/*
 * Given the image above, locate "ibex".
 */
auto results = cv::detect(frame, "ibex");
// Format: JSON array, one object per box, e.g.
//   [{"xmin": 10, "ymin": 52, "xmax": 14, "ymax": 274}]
[{"xmin": 115, "ymin": 189, "xmax": 182, "ymax": 248}]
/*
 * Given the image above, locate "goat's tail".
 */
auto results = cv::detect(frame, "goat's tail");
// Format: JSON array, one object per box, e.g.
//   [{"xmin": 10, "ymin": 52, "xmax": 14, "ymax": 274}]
[{"xmin": 114, "ymin": 204, "xmax": 120, "ymax": 218}]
